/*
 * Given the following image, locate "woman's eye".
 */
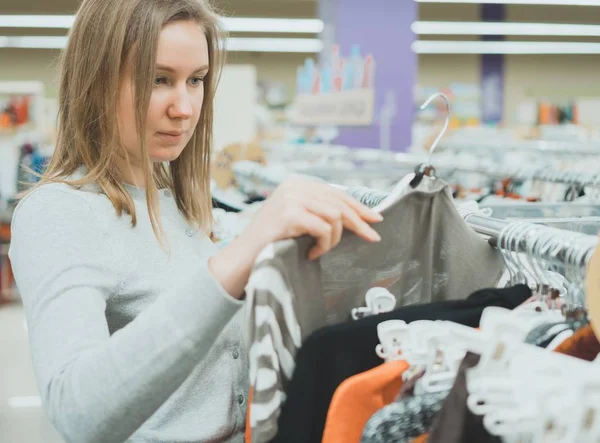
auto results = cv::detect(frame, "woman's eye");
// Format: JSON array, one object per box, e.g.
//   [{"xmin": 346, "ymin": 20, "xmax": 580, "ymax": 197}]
[
  {"xmin": 154, "ymin": 76, "xmax": 168, "ymax": 86},
  {"xmin": 188, "ymin": 77, "xmax": 205, "ymax": 86}
]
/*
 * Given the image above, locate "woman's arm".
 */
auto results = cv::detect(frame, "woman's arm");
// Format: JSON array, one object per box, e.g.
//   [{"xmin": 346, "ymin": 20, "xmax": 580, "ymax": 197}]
[{"xmin": 10, "ymin": 188, "xmax": 244, "ymax": 443}]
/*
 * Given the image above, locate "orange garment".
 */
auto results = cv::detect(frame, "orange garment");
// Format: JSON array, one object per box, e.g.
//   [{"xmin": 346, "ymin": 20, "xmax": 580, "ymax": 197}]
[
  {"xmin": 412, "ymin": 434, "xmax": 429, "ymax": 443},
  {"xmin": 555, "ymin": 324, "xmax": 600, "ymax": 362},
  {"xmin": 321, "ymin": 360, "xmax": 409, "ymax": 443},
  {"xmin": 245, "ymin": 388, "xmax": 253, "ymax": 442}
]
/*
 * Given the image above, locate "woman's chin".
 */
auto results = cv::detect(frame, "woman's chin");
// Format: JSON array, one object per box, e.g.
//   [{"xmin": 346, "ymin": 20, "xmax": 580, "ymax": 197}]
[{"xmin": 149, "ymin": 147, "xmax": 184, "ymax": 163}]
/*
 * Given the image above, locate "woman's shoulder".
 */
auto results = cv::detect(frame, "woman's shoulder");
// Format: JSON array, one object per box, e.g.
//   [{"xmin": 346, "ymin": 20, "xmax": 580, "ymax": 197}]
[{"xmin": 12, "ymin": 181, "xmax": 104, "ymax": 233}]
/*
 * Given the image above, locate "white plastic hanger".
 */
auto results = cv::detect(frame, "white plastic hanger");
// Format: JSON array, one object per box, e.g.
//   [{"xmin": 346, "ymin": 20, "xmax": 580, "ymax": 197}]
[
  {"xmin": 478, "ymin": 344, "xmax": 598, "ymax": 442},
  {"xmin": 351, "ymin": 287, "xmax": 397, "ymax": 320},
  {"xmin": 373, "ymin": 92, "xmax": 450, "ymax": 214},
  {"xmin": 375, "ymin": 319, "xmax": 409, "ymax": 362}
]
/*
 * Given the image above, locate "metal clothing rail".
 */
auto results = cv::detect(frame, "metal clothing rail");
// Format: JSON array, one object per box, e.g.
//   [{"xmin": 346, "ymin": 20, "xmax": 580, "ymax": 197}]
[
  {"xmin": 230, "ymin": 162, "xmax": 598, "ymax": 272},
  {"xmin": 344, "ymin": 184, "xmax": 598, "ymax": 272},
  {"xmin": 464, "ymin": 213, "xmax": 597, "ymax": 274},
  {"xmin": 237, "ymin": 152, "xmax": 600, "ymax": 189},
  {"xmin": 438, "ymin": 139, "xmax": 600, "ymax": 157},
  {"xmin": 349, "ymin": 182, "xmax": 598, "ymax": 272},
  {"xmin": 414, "ymin": 160, "xmax": 600, "ymax": 189},
  {"xmin": 305, "ymin": 161, "xmax": 600, "ymax": 190}
]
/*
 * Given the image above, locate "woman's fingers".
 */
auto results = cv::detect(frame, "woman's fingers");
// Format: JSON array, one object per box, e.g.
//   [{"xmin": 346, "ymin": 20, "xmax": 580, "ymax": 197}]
[
  {"xmin": 314, "ymin": 195, "xmax": 381, "ymax": 243},
  {"xmin": 298, "ymin": 212, "xmax": 334, "ymax": 260},
  {"xmin": 304, "ymin": 199, "xmax": 345, "ymax": 250},
  {"xmin": 324, "ymin": 185, "xmax": 384, "ymax": 224},
  {"xmin": 271, "ymin": 177, "xmax": 385, "ymax": 261}
]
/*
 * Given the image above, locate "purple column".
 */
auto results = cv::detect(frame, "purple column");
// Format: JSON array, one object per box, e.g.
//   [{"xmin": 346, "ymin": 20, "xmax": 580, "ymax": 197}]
[
  {"xmin": 319, "ymin": 0, "xmax": 417, "ymax": 151},
  {"xmin": 481, "ymin": 4, "xmax": 505, "ymax": 124}
]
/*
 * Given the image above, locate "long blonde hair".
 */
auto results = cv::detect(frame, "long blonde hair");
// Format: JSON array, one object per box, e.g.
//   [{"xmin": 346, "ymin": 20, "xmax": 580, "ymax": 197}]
[{"xmin": 31, "ymin": 0, "xmax": 224, "ymax": 244}]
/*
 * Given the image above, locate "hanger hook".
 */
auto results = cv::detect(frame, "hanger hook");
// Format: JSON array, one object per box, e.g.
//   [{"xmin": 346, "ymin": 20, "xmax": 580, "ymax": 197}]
[{"xmin": 420, "ymin": 92, "xmax": 451, "ymax": 165}]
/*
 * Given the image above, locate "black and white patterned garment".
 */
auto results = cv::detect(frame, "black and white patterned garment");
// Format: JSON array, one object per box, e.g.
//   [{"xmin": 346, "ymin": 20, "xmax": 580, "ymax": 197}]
[
  {"xmin": 246, "ymin": 179, "xmax": 504, "ymax": 442},
  {"xmin": 360, "ymin": 391, "xmax": 448, "ymax": 443}
]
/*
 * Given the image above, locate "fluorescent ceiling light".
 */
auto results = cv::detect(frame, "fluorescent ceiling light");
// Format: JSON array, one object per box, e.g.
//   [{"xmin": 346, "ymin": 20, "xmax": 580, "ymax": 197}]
[
  {"xmin": 223, "ymin": 17, "xmax": 323, "ymax": 33},
  {"xmin": 413, "ymin": 40, "xmax": 600, "ymax": 54},
  {"xmin": 415, "ymin": 0, "xmax": 600, "ymax": 5},
  {"xmin": 413, "ymin": 21, "xmax": 600, "ymax": 36},
  {"xmin": 0, "ymin": 15, "xmax": 75, "ymax": 28},
  {"xmin": 228, "ymin": 37, "xmax": 322, "ymax": 53},
  {"xmin": 0, "ymin": 36, "xmax": 68, "ymax": 49},
  {"xmin": 0, "ymin": 35, "xmax": 322, "ymax": 53},
  {"xmin": 0, "ymin": 15, "xmax": 323, "ymax": 33}
]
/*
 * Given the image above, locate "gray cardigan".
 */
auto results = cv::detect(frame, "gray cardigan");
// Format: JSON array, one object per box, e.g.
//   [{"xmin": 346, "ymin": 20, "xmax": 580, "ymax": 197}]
[{"xmin": 8, "ymin": 179, "xmax": 249, "ymax": 443}]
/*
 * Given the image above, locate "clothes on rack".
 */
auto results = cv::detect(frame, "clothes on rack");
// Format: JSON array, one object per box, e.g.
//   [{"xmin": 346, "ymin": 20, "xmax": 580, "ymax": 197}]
[
  {"xmin": 360, "ymin": 391, "xmax": 446, "ymax": 443},
  {"xmin": 321, "ymin": 360, "xmax": 409, "ymax": 443},
  {"xmin": 354, "ymin": 314, "xmax": 600, "ymax": 443},
  {"xmin": 245, "ymin": 178, "xmax": 505, "ymax": 442},
  {"xmin": 232, "ymin": 143, "xmax": 600, "ymax": 443},
  {"xmin": 426, "ymin": 352, "xmax": 501, "ymax": 443},
  {"xmin": 268, "ymin": 285, "xmax": 531, "ymax": 443},
  {"xmin": 524, "ymin": 319, "xmax": 583, "ymax": 348},
  {"xmin": 555, "ymin": 324, "xmax": 600, "ymax": 361},
  {"xmin": 212, "ymin": 197, "xmax": 242, "ymax": 213}
]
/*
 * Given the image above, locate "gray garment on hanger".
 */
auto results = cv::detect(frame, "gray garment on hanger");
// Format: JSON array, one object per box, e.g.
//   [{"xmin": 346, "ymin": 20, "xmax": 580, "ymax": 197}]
[
  {"xmin": 246, "ymin": 179, "xmax": 504, "ymax": 443},
  {"xmin": 360, "ymin": 391, "xmax": 448, "ymax": 443}
]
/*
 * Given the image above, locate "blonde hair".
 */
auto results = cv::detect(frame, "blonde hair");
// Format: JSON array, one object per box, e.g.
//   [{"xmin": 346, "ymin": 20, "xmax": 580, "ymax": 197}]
[{"xmin": 29, "ymin": 0, "xmax": 224, "ymax": 245}]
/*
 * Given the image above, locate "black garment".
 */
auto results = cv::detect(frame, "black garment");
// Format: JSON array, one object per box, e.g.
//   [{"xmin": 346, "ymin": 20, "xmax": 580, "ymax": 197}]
[
  {"xmin": 564, "ymin": 185, "xmax": 585, "ymax": 202},
  {"xmin": 244, "ymin": 194, "xmax": 266, "ymax": 205},
  {"xmin": 211, "ymin": 197, "xmax": 242, "ymax": 213},
  {"xmin": 273, "ymin": 285, "xmax": 531, "ymax": 443},
  {"xmin": 428, "ymin": 353, "xmax": 501, "ymax": 443}
]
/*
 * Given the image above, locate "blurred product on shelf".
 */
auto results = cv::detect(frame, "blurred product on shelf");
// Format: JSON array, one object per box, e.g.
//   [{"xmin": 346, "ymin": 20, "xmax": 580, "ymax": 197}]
[
  {"xmin": 0, "ymin": 95, "xmax": 31, "ymax": 130},
  {"xmin": 15, "ymin": 143, "xmax": 49, "ymax": 194}
]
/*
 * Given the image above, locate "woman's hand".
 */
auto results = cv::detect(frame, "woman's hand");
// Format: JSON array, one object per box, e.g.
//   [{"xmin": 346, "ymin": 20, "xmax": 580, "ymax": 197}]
[
  {"xmin": 247, "ymin": 175, "xmax": 383, "ymax": 260},
  {"xmin": 209, "ymin": 175, "xmax": 384, "ymax": 299}
]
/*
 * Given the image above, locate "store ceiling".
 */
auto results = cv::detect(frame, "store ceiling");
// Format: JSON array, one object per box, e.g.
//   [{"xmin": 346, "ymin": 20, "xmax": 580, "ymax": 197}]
[
  {"xmin": 0, "ymin": 0, "xmax": 316, "ymax": 16},
  {"xmin": 0, "ymin": 0, "xmax": 318, "ymax": 45},
  {"xmin": 1, "ymin": 1, "xmax": 600, "ymax": 53}
]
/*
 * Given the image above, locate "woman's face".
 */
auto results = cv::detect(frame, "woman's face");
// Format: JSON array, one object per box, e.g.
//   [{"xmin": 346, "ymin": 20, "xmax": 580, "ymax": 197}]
[{"xmin": 117, "ymin": 20, "xmax": 209, "ymax": 166}]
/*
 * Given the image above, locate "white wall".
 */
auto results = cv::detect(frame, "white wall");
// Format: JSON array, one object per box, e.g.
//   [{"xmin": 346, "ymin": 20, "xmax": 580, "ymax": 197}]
[
  {"xmin": 213, "ymin": 65, "xmax": 257, "ymax": 151},
  {"xmin": 3, "ymin": 2, "xmax": 600, "ymax": 126},
  {"xmin": 0, "ymin": 49, "xmax": 304, "ymax": 102},
  {"xmin": 226, "ymin": 52, "xmax": 306, "ymax": 99},
  {"xmin": 505, "ymin": 55, "xmax": 600, "ymax": 124},
  {"xmin": 416, "ymin": 2, "xmax": 600, "ymax": 123},
  {"xmin": 418, "ymin": 55, "xmax": 480, "ymax": 89},
  {"xmin": 0, "ymin": 50, "xmax": 61, "ymax": 96},
  {"xmin": 417, "ymin": 53, "xmax": 600, "ymax": 124},
  {"xmin": 3, "ymin": 49, "xmax": 599, "ymax": 127}
]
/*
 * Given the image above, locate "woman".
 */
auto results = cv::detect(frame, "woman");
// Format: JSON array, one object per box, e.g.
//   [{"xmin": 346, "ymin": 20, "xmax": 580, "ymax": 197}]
[{"xmin": 8, "ymin": 1, "xmax": 382, "ymax": 442}]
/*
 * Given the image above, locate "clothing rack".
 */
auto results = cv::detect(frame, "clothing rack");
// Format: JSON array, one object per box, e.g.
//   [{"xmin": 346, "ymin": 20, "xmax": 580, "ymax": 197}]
[
  {"xmin": 230, "ymin": 162, "xmax": 598, "ymax": 272},
  {"xmin": 348, "ymin": 184, "xmax": 598, "ymax": 272},
  {"xmin": 438, "ymin": 139, "xmax": 600, "ymax": 157},
  {"xmin": 237, "ymin": 150, "xmax": 600, "ymax": 190},
  {"xmin": 463, "ymin": 213, "xmax": 597, "ymax": 272},
  {"xmin": 439, "ymin": 164, "xmax": 600, "ymax": 189},
  {"xmin": 386, "ymin": 155, "xmax": 600, "ymax": 189}
]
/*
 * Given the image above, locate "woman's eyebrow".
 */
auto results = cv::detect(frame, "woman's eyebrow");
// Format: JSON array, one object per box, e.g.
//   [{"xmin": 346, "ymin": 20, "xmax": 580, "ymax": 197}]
[{"xmin": 155, "ymin": 64, "xmax": 209, "ymax": 73}]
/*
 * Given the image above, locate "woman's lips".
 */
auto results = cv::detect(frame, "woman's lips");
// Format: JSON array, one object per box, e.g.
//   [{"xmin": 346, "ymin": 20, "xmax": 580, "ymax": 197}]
[{"xmin": 157, "ymin": 131, "xmax": 184, "ymax": 142}]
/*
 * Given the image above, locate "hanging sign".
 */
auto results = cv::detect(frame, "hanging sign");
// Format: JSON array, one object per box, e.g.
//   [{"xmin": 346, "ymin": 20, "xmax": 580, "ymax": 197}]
[
  {"xmin": 291, "ymin": 44, "xmax": 376, "ymax": 126},
  {"xmin": 290, "ymin": 89, "xmax": 375, "ymax": 126}
]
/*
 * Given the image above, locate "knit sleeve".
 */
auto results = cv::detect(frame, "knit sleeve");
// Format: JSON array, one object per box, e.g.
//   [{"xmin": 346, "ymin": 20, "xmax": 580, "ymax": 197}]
[{"xmin": 9, "ymin": 186, "xmax": 243, "ymax": 443}]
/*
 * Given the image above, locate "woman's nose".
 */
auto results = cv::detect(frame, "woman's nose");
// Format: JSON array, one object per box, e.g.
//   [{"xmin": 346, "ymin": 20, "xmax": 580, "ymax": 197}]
[{"xmin": 168, "ymin": 90, "xmax": 193, "ymax": 119}]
